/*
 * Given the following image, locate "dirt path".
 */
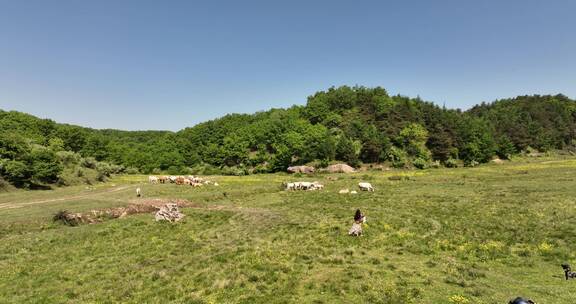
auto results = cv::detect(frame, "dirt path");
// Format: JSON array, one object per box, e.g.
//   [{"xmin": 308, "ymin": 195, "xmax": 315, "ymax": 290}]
[{"xmin": 0, "ymin": 185, "xmax": 133, "ymax": 210}]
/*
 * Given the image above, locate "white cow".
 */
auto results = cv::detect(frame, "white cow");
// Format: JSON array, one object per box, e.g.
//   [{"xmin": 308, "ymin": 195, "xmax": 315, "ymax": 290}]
[
  {"xmin": 311, "ymin": 181, "xmax": 324, "ymax": 190},
  {"xmin": 285, "ymin": 182, "xmax": 296, "ymax": 190},
  {"xmin": 148, "ymin": 176, "xmax": 158, "ymax": 184},
  {"xmin": 358, "ymin": 182, "xmax": 374, "ymax": 192},
  {"xmin": 191, "ymin": 177, "xmax": 204, "ymax": 183},
  {"xmin": 136, "ymin": 187, "xmax": 141, "ymax": 197}
]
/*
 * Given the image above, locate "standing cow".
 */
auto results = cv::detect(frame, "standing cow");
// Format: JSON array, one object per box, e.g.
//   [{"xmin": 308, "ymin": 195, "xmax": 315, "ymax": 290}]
[{"xmin": 358, "ymin": 182, "xmax": 374, "ymax": 192}]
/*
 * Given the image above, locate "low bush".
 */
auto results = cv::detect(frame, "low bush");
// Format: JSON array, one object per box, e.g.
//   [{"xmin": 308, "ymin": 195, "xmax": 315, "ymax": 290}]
[
  {"xmin": 413, "ymin": 158, "xmax": 429, "ymax": 169},
  {"xmin": 445, "ymin": 158, "xmax": 459, "ymax": 168}
]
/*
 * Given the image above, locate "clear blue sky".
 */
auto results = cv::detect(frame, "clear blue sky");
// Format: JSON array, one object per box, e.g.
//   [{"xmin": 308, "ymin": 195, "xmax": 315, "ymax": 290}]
[{"xmin": 1, "ymin": 0, "xmax": 575, "ymax": 131}]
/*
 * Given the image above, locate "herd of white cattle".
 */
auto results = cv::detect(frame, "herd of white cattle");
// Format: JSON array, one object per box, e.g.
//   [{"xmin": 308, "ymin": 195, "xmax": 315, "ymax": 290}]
[
  {"xmin": 284, "ymin": 181, "xmax": 375, "ymax": 192},
  {"xmin": 284, "ymin": 181, "xmax": 325, "ymax": 191},
  {"xmin": 148, "ymin": 175, "xmax": 374, "ymax": 193},
  {"xmin": 148, "ymin": 175, "xmax": 218, "ymax": 187}
]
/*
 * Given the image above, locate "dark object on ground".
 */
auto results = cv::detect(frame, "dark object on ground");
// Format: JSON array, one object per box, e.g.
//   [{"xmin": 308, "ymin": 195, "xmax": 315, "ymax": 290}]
[
  {"xmin": 388, "ymin": 175, "xmax": 410, "ymax": 181},
  {"xmin": 509, "ymin": 297, "xmax": 535, "ymax": 304},
  {"xmin": 354, "ymin": 209, "xmax": 365, "ymax": 222},
  {"xmin": 53, "ymin": 210, "xmax": 95, "ymax": 226},
  {"xmin": 562, "ymin": 264, "xmax": 576, "ymax": 280}
]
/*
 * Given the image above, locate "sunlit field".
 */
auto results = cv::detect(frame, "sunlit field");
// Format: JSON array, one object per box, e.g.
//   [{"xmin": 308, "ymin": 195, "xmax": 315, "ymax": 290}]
[{"xmin": 1, "ymin": 157, "xmax": 576, "ymax": 303}]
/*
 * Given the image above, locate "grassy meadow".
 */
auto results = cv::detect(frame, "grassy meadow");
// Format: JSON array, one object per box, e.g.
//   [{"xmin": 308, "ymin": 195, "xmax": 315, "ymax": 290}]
[{"xmin": 1, "ymin": 157, "xmax": 576, "ymax": 303}]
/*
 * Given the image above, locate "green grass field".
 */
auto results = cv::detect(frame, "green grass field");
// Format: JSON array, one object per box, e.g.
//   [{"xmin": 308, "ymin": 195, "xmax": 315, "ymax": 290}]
[{"xmin": 1, "ymin": 157, "xmax": 576, "ymax": 303}]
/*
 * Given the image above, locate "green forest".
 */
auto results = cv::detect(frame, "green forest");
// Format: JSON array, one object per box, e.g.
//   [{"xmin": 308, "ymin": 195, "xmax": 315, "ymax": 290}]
[{"xmin": 1, "ymin": 86, "xmax": 575, "ymax": 188}]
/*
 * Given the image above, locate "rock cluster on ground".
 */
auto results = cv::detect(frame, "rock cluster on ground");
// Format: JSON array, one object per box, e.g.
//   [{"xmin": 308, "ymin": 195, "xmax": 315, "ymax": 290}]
[
  {"xmin": 154, "ymin": 203, "xmax": 185, "ymax": 222},
  {"xmin": 325, "ymin": 163, "xmax": 355, "ymax": 173},
  {"xmin": 53, "ymin": 199, "xmax": 191, "ymax": 226}
]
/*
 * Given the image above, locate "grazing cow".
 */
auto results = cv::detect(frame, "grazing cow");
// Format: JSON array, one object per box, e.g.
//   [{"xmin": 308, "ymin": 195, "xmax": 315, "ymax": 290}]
[
  {"xmin": 358, "ymin": 182, "xmax": 374, "ymax": 192},
  {"xmin": 148, "ymin": 176, "xmax": 158, "ymax": 184},
  {"xmin": 287, "ymin": 165, "xmax": 315, "ymax": 174},
  {"xmin": 562, "ymin": 264, "xmax": 576, "ymax": 280},
  {"xmin": 311, "ymin": 181, "xmax": 324, "ymax": 190},
  {"xmin": 286, "ymin": 181, "xmax": 323, "ymax": 191},
  {"xmin": 158, "ymin": 176, "xmax": 168, "ymax": 184},
  {"xmin": 175, "ymin": 177, "xmax": 185, "ymax": 185},
  {"xmin": 136, "ymin": 187, "xmax": 141, "ymax": 197},
  {"xmin": 169, "ymin": 176, "xmax": 177, "ymax": 183},
  {"xmin": 183, "ymin": 178, "xmax": 192, "ymax": 185}
]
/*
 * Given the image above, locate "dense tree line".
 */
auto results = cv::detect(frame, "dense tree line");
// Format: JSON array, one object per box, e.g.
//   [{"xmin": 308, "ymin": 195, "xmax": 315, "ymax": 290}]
[{"xmin": 1, "ymin": 86, "xmax": 575, "ymax": 187}]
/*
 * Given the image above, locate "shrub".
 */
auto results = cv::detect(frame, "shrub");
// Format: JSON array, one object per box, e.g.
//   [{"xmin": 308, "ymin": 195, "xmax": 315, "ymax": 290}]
[
  {"xmin": 319, "ymin": 158, "xmax": 330, "ymax": 168},
  {"xmin": 81, "ymin": 157, "xmax": 97, "ymax": 169},
  {"xmin": 0, "ymin": 159, "xmax": 31, "ymax": 186},
  {"xmin": 445, "ymin": 158, "xmax": 459, "ymax": 168},
  {"xmin": 56, "ymin": 151, "xmax": 81, "ymax": 166},
  {"xmin": 151, "ymin": 168, "xmax": 162, "ymax": 175},
  {"xmin": 53, "ymin": 210, "xmax": 80, "ymax": 226},
  {"xmin": 252, "ymin": 164, "xmax": 270, "ymax": 174},
  {"xmin": 28, "ymin": 148, "xmax": 63, "ymax": 184},
  {"xmin": 465, "ymin": 160, "xmax": 479, "ymax": 167},
  {"xmin": 95, "ymin": 162, "xmax": 113, "ymax": 177},
  {"xmin": 412, "ymin": 158, "xmax": 429, "ymax": 169},
  {"xmin": 221, "ymin": 166, "xmax": 249, "ymax": 176},
  {"xmin": 388, "ymin": 146, "xmax": 408, "ymax": 169},
  {"xmin": 125, "ymin": 167, "xmax": 140, "ymax": 174},
  {"xmin": 190, "ymin": 163, "xmax": 222, "ymax": 175},
  {"xmin": 0, "ymin": 176, "xmax": 13, "ymax": 191},
  {"xmin": 109, "ymin": 164, "xmax": 125, "ymax": 174},
  {"xmin": 430, "ymin": 160, "xmax": 441, "ymax": 168}
]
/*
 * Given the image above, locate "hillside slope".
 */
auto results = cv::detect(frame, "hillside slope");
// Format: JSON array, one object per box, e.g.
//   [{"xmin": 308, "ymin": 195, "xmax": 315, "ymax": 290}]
[{"xmin": 1, "ymin": 87, "xmax": 575, "ymax": 187}]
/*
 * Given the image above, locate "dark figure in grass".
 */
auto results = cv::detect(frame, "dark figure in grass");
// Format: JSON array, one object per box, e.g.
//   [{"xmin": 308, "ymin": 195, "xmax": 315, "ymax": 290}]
[
  {"xmin": 348, "ymin": 209, "xmax": 366, "ymax": 236},
  {"xmin": 562, "ymin": 264, "xmax": 576, "ymax": 280},
  {"xmin": 509, "ymin": 297, "xmax": 535, "ymax": 304}
]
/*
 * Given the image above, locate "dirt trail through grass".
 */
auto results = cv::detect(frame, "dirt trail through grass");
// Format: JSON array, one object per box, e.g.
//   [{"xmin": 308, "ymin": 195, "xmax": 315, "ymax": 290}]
[{"xmin": 0, "ymin": 185, "xmax": 132, "ymax": 210}]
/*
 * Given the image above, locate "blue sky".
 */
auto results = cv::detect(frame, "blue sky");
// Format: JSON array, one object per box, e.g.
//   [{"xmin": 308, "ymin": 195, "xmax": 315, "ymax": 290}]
[{"xmin": 1, "ymin": 0, "xmax": 574, "ymax": 131}]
